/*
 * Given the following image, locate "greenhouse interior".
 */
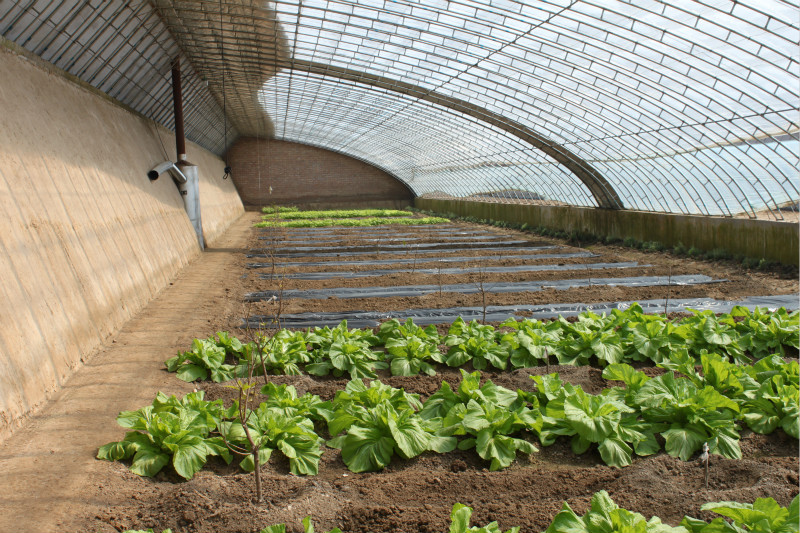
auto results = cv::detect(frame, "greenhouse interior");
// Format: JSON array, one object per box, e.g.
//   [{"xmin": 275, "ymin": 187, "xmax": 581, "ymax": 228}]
[{"xmin": 0, "ymin": 1, "xmax": 797, "ymax": 532}]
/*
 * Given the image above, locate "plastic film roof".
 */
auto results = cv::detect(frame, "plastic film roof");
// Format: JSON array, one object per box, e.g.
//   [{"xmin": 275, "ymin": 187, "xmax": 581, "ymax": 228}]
[{"xmin": 1, "ymin": 0, "xmax": 798, "ymax": 218}]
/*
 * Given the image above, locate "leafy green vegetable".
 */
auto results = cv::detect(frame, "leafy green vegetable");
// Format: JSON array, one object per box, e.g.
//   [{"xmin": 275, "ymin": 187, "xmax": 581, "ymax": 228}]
[
  {"xmin": 449, "ymin": 502, "xmax": 521, "ymax": 533},
  {"xmin": 262, "ymin": 208, "xmax": 414, "ymax": 220},
  {"xmin": 328, "ymin": 379, "xmax": 422, "ymax": 436},
  {"xmin": 306, "ymin": 339, "xmax": 387, "ymax": 378},
  {"xmin": 419, "ymin": 370, "xmax": 540, "ymax": 470},
  {"xmin": 254, "ymin": 216, "xmax": 449, "ymax": 228},
  {"xmin": 261, "ymin": 205, "xmax": 299, "ymax": 214},
  {"xmin": 439, "ymin": 318, "xmax": 509, "ymax": 370},
  {"xmin": 500, "ymin": 317, "xmax": 562, "ymax": 368},
  {"xmin": 378, "ymin": 317, "xmax": 440, "ymax": 344},
  {"xmin": 97, "ymin": 392, "xmax": 232, "ymax": 479},
  {"xmin": 328, "ymin": 401, "xmax": 455, "ymax": 472},
  {"xmin": 682, "ymin": 495, "xmax": 798, "ymax": 533},
  {"xmin": 219, "ymin": 404, "xmax": 323, "ymax": 475},
  {"xmin": 384, "ymin": 336, "xmax": 439, "ymax": 376},
  {"xmin": 634, "ymin": 372, "xmax": 741, "ymax": 461},
  {"xmin": 733, "ymin": 306, "xmax": 799, "ymax": 359},
  {"xmin": 534, "ymin": 373, "xmax": 657, "ymax": 467},
  {"xmin": 260, "ymin": 383, "xmax": 333, "ymax": 422},
  {"xmin": 165, "ymin": 338, "xmax": 238, "ymax": 382},
  {"xmin": 304, "ymin": 321, "xmax": 386, "ymax": 378},
  {"xmin": 557, "ymin": 314, "xmax": 624, "ymax": 366},
  {"xmin": 252, "ymin": 330, "xmax": 312, "ymax": 376},
  {"xmin": 545, "ymin": 490, "xmax": 688, "ymax": 533}
]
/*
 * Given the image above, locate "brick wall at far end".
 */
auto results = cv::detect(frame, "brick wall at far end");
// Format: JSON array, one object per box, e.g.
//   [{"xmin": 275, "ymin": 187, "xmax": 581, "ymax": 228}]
[{"xmin": 228, "ymin": 138, "xmax": 415, "ymax": 208}]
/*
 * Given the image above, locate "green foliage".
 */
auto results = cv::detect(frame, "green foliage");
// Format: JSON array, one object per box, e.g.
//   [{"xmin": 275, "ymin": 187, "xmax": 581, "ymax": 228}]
[
  {"xmin": 164, "ymin": 337, "xmax": 239, "ymax": 383},
  {"xmin": 254, "ymin": 494, "xmax": 799, "ymax": 533},
  {"xmin": 328, "ymin": 379, "xmax": 423, "ymax": 436},
  {"xmin": 682, "ymin": 495, "xmax": 798, "ymax": 533},
  {"xmin": 439, "ymin": 318, "xmax": 509, "ymax": 370},
  {"xmin": 254, "ymin": 330, "xmax": 313, "ymax": 375},
  {"xmin": 622, "ymin": 236, "xmax": 641, "ymax": 249},
  {"xmin": 732, "ymin": 306, "xmax": 799, "ymax": 358},
  {"xmin": 448, "ymin": 503, "xmax": 521, "ymax": 533},
  {"xmin": 262, "ymin": 208, "xmax": 413, "ymax": 219},
  {"xmin": 384, "ymin": 336, "xmax": 439, "ymax": 376},
  {"xmin": 97, "ymin": 391, "xmax": 232, "ymax": 480},
  {"xmin": 306, "ymin": 338, "xmax": 387, "ymax": 379},
  {"xmin": 680, "ymin": 310, "xmax": 748, "ymax": 363},
  {"xmin": 261, "ymin": 205, "xmax": 299, "ymax": 214},
  {"xmin": 557, "ymin": 313, "xmax": 624, "ymax": 366},
  {"xmin": 377, "ymin": 317, "xmax": 440, "ymax": 344},
  {"xmin": 421, "ymin": 370, "xmax": 540, "ymax": 470},
  {"xmin": 165, "ymin": 306, "xmax": 799, "ymax": 382},
  {"xmin": 545, "ymin": 490, "xmax": 688, "ymax": 533},
  {"xmin": 634, "ymin": 371, "xmax": 742, "ymax": 461},
  {"xmin": 220, "ymin": 402, "xmax": 324, "ymax": 475},
  {"xmin": 305, "ymin": 320, "xmax": 381, "ymax": 351},
  {"xmin": 328, "ymin": 401, "xmax": 455, "ymax": 472},
  {"xmin": 533, "ymin": 374, "xmax": 655, "ymax": 467},
  {"xmin": 499, "ymin": 317, "xmax": 561, "ymax": 368},
  {"xmin": 326, "ymin": 380, "xmax": 451, "ymax": 472},
  {"xmin": 260, "ymin": 382, "xmax": 333, "ymax": 422},
  {"xmin": 254, "ymin": 216, "xmax": 449, "ymax": 228}
]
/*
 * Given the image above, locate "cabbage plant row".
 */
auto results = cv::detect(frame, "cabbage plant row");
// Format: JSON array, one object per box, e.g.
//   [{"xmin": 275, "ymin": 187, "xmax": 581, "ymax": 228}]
[
  {"xmin": 165, "ymin": 305, "xmax": 799, "ymax": 382},
  {"xmin": 101, "ymin": 348, "xmax": 798, "ymax": 477},
  {"xmin": 122, "ymin": 491, "xmax": 799, "ymax": 533}
]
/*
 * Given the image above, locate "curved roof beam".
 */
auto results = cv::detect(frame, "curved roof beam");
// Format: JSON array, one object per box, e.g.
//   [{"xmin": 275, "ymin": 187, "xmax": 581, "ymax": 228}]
[{"xmin": 285, "ymin": 59, "xmax": 624, "ymax": 210}]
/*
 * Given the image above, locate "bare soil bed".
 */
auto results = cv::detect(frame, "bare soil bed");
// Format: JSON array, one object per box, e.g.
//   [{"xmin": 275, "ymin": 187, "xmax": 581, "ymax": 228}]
[{"xmin": 77, "ymin": 217, "xmax": 798, "ymax": 533}]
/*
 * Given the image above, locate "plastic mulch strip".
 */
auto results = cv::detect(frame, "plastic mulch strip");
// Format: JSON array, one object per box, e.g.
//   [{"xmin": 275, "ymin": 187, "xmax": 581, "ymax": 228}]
[
  {"xmin": 256, "ymin": 239, "xmax": 534, "ymax": 252},
  {"xmin": 249, "ymin": 243, "xmax": 553, "ymax": 258},
  {"xmin": 247, "ymin": 248, "xmax": 579, "ymax": 270},
  {"xmin": 246, "ymin": 273, "xmax": 720, "ymax": 301},
  {"xmin": 256, "ymin": 258, "xmax": 639, "ymax": 280},
  {"xmin": 243, "ymin": 294, "xmax": 799, "ymax": 329}
]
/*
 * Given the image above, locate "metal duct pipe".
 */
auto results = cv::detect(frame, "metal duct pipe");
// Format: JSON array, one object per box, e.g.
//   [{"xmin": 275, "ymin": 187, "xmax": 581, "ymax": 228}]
[
  {"xmin": 171, "ymin": 57, "xmax": 186, "ymax": 162},
  {"xmin": 147, "ymin": 161, "xmax": 187, "ymax": 184}
]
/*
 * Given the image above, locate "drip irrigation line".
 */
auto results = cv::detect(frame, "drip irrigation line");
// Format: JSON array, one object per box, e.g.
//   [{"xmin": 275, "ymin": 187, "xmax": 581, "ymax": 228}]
[{"xmin": 246, "ymin": 273, "xmax": 718, "ymax": 301}]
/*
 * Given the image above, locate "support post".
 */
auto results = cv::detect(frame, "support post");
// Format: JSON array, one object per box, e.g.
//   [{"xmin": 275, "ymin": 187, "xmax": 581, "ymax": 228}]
[
  {"xmin": 171, "ymin": 57, "xmax": 186, "ymax": 162},
  {"xmin": 171, "ymin": 56, "xmax": 203, "ymax": 248}
]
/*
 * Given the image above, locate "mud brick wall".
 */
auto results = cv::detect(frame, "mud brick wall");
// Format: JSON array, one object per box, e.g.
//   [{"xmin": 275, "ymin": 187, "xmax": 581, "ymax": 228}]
[
  {"xmin": 0, "ymin": 43, "xmax": 244, "ymax": 440},
  {"xmin": 227, "ymin": 138, "xmax": 414, "ymax": 209},
  {"xmin": 416, "ymin": 198, "xmax": 799, "ymax": 267}
]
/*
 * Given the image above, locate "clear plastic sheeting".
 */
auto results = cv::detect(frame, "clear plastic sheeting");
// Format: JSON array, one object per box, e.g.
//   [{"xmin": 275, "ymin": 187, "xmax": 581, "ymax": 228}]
[
  {"xmin": 255, "ymin": 257, "xmax": 635, "ymax": 281},
  {"xmin": 246, "ymin": 273, "xmax": 716, "ymax": 300},
  {"xmin": 246, "ymin": 248, "xmax": 574, "ymax": 269},
  {"xmin": 3, "ymin": 1, "xmax": 797, "ymax": 217},
  {"xmin": 0, "ymin": 0, "xmax": 237, "ymax": 155},
  {"xmin": 244, "ymin": 294, "xmax": 800, "ymax": 329},
  {"xmin": 249, "ymin": 242, "xmax": 552, "ymax": 258}
]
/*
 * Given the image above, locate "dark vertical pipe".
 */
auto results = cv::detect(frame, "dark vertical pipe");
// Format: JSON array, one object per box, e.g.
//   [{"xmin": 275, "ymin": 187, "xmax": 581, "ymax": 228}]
[{"xmin": 171, "ymin": 57, "xmax": 186, "ymax": 162}]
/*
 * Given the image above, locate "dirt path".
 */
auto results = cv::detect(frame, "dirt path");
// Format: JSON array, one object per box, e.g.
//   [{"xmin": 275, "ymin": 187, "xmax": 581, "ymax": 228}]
[{"xmin": 0, "ymin": 213, "xmax": 258, "ymax": 533}]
